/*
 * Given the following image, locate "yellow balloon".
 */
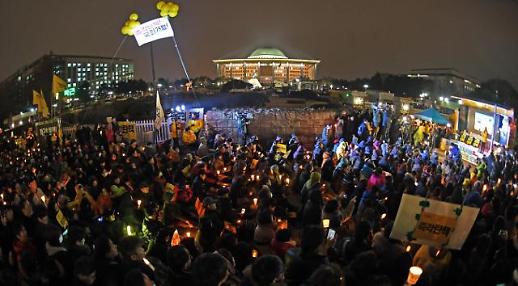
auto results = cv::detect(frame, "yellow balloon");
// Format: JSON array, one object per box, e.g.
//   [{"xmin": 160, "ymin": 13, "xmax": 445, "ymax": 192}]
[
  {"xmin": 156, "ymin": 1, "xmax": 165, "ymax": 10},
  {"xmin": 121, "ymin": 26, "xmax": 130, "ymax": 35},
  {"xmin": 160, "ymin": 10, "xmax": 168, "ymax": 17},
  {"xmin": 128, "ymin": 30, "xmax": 134, "ymax": 36},
  {"xmin": 168, "ymin": 11, "xmax": 178, "ymax": 18},
  {"xmin": 166, "ymin": 2, "xmax": 175, "ymax": 11},
  {"xmin": 129, "ymin": 21, "xmax": 139, "ymax": 29},
  {"xmin": 170, "ymin": 3, "xmax": 179, "ymax": 13},
  {"xmin": 129, "ymin": 13, "xmax": 139, "ymax": 21},
  {"xmin": 125, "ymin": 20, "xmax": 131, "ymax": 26}
]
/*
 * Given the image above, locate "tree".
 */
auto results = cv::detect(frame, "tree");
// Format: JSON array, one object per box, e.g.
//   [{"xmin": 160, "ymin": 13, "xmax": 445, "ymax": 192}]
[
  {"xmin": 99, "ymin": 83, "xmax": 111, "ymax": 98},
  {"xmin": 77, "ymin": 81, "xmax": 91, "ymax": 102},
  {"xmin": 220, "ymin": 79, "xmax": 252, "ymax": 92}
]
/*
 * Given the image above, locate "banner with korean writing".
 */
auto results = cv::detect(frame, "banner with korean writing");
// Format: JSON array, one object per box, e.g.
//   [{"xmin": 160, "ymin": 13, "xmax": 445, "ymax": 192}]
[
  {"xmin": 133, "ymin": 17, "xmax": 174, "ymax": 46},
  {"xmin": 119, "ymin": 121, "xmax": 137, "ymax": 141},
  {"xmin": 390, "ymin": 194, "xmax": 479, "ymax": 250}
]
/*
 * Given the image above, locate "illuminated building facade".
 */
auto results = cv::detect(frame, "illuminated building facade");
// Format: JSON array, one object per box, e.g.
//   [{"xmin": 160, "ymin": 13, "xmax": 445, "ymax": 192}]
[
  {"xmin": 213, "ymin": 48, "xmax": 320, "ymax": 85},
  {"xmin": 0, "ymin": 53, "xmax": 134, "ymax": 120},
  {"xmin": 407, "ymin": 68, "xmax": 480, "ymax": 97}
]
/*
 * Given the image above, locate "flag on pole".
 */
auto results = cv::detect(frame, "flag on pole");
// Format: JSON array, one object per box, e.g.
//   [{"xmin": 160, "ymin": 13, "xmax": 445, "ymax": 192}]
[
  {"xmin": 32, "ymin": 90, "xmax": 50, "ymax": 118},
  {"xmin": 52, "ymin": 75, "xmax": 67, "ymax": 99},
  {"xmin": 154, "ymin": 90, "xmax": 165, "ymax": 130}
]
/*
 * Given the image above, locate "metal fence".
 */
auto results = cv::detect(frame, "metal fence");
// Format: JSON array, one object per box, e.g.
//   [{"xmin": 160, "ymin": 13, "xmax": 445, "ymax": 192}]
[{"xmin": 134, "ymin": 119, "xmax": 171, "ymax": 144}]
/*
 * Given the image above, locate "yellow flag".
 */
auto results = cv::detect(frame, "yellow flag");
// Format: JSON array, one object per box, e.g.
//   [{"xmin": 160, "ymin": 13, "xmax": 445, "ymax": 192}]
[
  {"xmin": 52, "ymin": 74, "xmax": 67, "ymax": 98},
  {"xmin": 32, "ymin": 90, "xmax": 49, "ymax": 118}
]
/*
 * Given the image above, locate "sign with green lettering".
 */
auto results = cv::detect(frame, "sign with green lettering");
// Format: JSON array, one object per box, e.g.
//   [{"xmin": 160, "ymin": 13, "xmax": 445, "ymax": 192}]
[{"xmin": 64, "ymin": 87, "xmax": 76, "ymax": 97}]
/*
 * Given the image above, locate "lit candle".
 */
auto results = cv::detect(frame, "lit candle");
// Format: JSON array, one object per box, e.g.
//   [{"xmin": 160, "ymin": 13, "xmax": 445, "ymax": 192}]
[
  {"xmin": 241, "ymin": 208, "xmax": 246, "ymax": 215},
  {"xmin": 137, "ymin": 200, "xmax": 142, "ymax": 208},
  {"xmin": 380, "ymin": 213, "xmax": 387, "ymax": 220},
  {"xmin": 322, "ymin": 218, "xmax": 330, "ymax": 228},
  {"xmin": 186, "ymin": 231, "xmax": 191, "ymax": 238},
  {"xmin": 217, "ymin": 170, "xmax": 220, "ymax": 175},
  {"xmin": 406, "ymin": 266, "xmax": 423, "ymax": 285},
  {"xmin": 252, "ymin": 249, "xmax": 258, "ymax": 258},
  {"xmin": 285, "ymin": 178, "xmax": 290, "ymax": 185},
  {"xmin": 256, "ymin": 175, "xmax": 260, "ymax": 181},
  {"xmin": 251, "ymin": 175, "xmax": 255, "ymax": 181},
  {"xmin": 253, "ymin": 198, "xmax": 258, "ymax": 206},
  {"xmin": 237, "ymin": 219, "xmax": 242, "ymax": 225},
  {"xmin": 406, "ymin": 245, "xmax": 412, "ymax": 252},
  {"xmin": 223, "ymin": 167, "xmax": 227, "ymax": 172},
  {"xmin": 41, "ymin": 195, "xmax": 46, "ymax": 204}
]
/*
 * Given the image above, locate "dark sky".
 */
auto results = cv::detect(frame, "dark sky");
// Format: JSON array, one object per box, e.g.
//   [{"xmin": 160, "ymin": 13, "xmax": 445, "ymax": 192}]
[{"xmin": 1, "ymin": 0, "xmax": 518, "ymax": 88}]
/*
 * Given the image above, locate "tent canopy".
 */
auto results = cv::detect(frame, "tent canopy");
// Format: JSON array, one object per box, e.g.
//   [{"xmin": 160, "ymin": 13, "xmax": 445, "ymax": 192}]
[{"xmin": 413, "ymin": 108, "xmax": 449, "ymax": 125}]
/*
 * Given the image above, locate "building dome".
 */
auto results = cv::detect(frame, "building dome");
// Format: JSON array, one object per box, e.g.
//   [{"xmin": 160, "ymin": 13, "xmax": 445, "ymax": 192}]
[{"xmin": 248, "ymin": 48, "xmax": 288, "ymax": 59}]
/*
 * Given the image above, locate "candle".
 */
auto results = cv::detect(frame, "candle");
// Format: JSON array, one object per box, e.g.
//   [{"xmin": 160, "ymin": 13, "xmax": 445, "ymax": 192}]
[
  {"xmin": 406, "ymin": 245, "xmax": 412, "ymax": 252},
  {"xmin": 252, "ymin": 249, "xmax": 258, "ymax": 258},
  {"xmin": 253, "ymin": 198, "xmax": 258, "ymax": 206},
  {"xmin": 241, "ymin": 208, "xmax": 246, "ymax": 215},
  {"xmin": 322, "ymin": 218, "xmax": 330, "ymax": 228},
  {"xmin": 380, "ymin": 213, "xmax": 387, "ymax": 220},
  {"xmin": 186, "ymin": 231, "xmax": 191, "ymax": 238},
  {"xmin": 41, "ymin": 195, "xmax": 46, "ymax": 204},
  {"xmin": 217, "ymin": 170, "xmax": 220, "ymax": 175},
  {"xmin": 406, "ymin": 266, "xmax": 423, "ymax": 285},
  {"xmin": 251, "ymin": 175, "xmax": 255, "ymax": 181},
  {"xmin": 223, "ymin": 167, "xmax": 227, "ymax": 172},
  {"xmin": 285, "ymin": 178, "xmax": 290, "ymax": 185},
  {"xmin": 237, "ymin": 219, "xmax": 242, "ymax": 225},
  {"xmin": 171, "ymin": 229, "xmax": 181, "ymax": 246},
  {"xmin": 137, "ymin": 200, "xmax": 142, "ymax": 208},
  {"xmin": 256, "ymin": 175, "xmax": 260, "ymax": 181}
]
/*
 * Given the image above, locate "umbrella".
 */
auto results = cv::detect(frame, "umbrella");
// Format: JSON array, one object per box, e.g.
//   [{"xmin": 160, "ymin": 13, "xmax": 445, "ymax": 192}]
[{"xmin": 413, "ymin": 108, "xmax": 449, "ymax": 125}]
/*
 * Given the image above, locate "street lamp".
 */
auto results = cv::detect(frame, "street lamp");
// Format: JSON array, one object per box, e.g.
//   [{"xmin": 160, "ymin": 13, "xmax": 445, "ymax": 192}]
[{"xmin": 363, "ymin": 84, "xmax": 369, "ymax": 90}]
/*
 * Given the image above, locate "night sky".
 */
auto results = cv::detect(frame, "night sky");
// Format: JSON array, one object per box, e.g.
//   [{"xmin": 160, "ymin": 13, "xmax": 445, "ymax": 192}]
[{"xmin": 1, "ymin": 0, "xmax": 517, "ymax": 88}]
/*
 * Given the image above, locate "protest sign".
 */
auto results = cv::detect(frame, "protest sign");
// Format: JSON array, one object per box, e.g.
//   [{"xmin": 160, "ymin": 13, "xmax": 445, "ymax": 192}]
[
  {"xmin": 390, "ymin": 194, "xmax": 479, "ymax": 250},
  {"xmin": 119, "ymin": 121, "xmax": 137, "ymax": 141}
]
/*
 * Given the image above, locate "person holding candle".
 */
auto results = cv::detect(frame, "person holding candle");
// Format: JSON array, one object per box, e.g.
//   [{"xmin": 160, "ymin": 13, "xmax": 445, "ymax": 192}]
[{"xmin": 196, "ymin": 197, "xmax": 224, "ymax": 253}]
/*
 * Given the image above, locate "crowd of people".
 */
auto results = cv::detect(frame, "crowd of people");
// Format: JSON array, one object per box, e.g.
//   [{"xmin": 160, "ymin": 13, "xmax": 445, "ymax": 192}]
[{"xmin": 0, "ymin": 106, "xmax": 518, "ymax": 286}]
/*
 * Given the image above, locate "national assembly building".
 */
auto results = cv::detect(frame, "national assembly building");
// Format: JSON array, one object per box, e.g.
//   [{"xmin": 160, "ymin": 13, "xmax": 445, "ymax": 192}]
[{"xmin": 213, "ymin": 48, "xmax": 320, "ymax": 85}]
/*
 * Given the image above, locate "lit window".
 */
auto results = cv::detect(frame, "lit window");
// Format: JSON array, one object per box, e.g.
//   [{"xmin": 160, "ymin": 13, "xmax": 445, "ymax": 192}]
[
  {"xmin": 67, "ymin": 78, "xmax": 71, "ymax": 83},
  {"xmin": 87, "ymin": 63, "xmax": 91, "ymax": 67},
  {"xmin": 67, "ymin": 63, "xmax": 71, "ymax": 67}
]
